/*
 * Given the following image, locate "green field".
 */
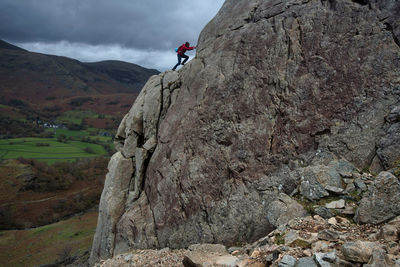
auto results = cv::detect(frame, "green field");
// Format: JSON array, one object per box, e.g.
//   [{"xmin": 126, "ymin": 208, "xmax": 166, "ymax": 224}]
[
  {"xmin": 47, "ymin": 128, "xmax": 90, "ymax": 138},
  {"xmin": 56, "ymin": 110, "xmax": 99, "ymax": 125},
  {"xmin": 0, "ymin": 211, "xmax": 98, "ymax": 267},
  {"xmin": 0, "ymin": 138, "xmax": 108, "ymax": 164}
]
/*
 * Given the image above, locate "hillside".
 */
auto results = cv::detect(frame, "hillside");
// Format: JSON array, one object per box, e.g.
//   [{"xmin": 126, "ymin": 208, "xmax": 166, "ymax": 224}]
[
  {"xmin": 0, "ymin": 157, "xmax": 107, "ymax": 229},
  {"xmin": 0, "ymin": 40, "xmax": 26, "ymax": 51},
  {"xmin": 0, "ymin": 40, "xmax": 159, "ymax": 119}
]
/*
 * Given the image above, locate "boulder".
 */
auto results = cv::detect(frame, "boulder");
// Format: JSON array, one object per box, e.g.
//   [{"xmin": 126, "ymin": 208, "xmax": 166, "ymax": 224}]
[
  {"xmin": 114, "ymin": 192, "xmax": 159, "ymax": 254},
  {"xmin": 312, "ymin": 241, "xmax": 330, "ymax": 253},
  {"xmin": 284, "ymin": 230, "xmax": 313, "ymax": 248},
  {"xmin": 318, "ymin": 229, "xmax": 340, "ymax": 242},
  {"xmin": 376, "ymin": 106, "xmax": 400, "ymax": 170},
  {"xmin": 296, "ymin": 257, "xmax": 318, "ymax": 267},
  {"xmin": 300, "ymin": 165, "xmax": 342, "ymax": 201},
  {"xmin": 314, "ymin": 252, "xmax": 334, "ymax": 267},
  {"xmin": 341, "ymin": 241, "xmax": 382, "ymax": 263},
  {"xmin": 267, "ymin": 193, "xmax": 308, "ymax": 228},
  {"xmin": 363, "ymin": 248, "xmax": 392, "ymax": 267},
  {"xmin": 325, "ymin": 199, "xmax": 345, "ymax": 209},
  {"xmin": 278, "ymin": 255, "xmax": 297, "ymax": 267},
  {"xmin": 90, "ymin": 0, "xmax": 400, "ymax": 263},
  {"xmin": 314, "ymin": 206, "xmax": 334, "ymax": 219},
  {"xmin": 89, "ymin": 152, "xmax": 134, "ymax": 265},
  {"xmin": 355, "ymin": 171, "xmax": 400, "ymax": 224},
  {"xmin": 378, "ymin": 225, "xmax": 399, "ymax": 242},
  {"xmin": 188, "ymin": 244, "xmax": 227, "ymax": 254}
]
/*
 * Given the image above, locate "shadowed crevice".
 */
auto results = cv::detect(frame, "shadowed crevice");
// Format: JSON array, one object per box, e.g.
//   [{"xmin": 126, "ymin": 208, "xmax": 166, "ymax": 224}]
[{"xmin": 384, "ymin": 22, "xmax": 400, "ymax": 49}]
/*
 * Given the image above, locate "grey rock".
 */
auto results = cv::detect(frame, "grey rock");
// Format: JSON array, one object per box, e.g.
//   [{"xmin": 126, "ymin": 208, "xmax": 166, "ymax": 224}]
[
  {"xmin": 267, "ymin": 193, "xmax": 308, "ymax": 228},
  {"xmin": 387, "ymin": 106, "xmax": 400, "ymax": 123},
  {"xmin": 90, "ymin": 0, "xmax": 400, "ymax": 263},
  {"xmin": 312, "ymin": 241, "xmax": 330, "ymax": 254},
  {"xmin": 114, "ymin": 191, "xmax": 159, "ymax": 254},
  {"xmin": 334, "ymin": 258, "xmax": 354, "ymax": 267},
  {"xmin": 322, "ymin": 251, "xmax": 337, "ymax": 263},
  {"xmin": 296, "ymin": 257, "xmax": 318, "ymax": 267},
  {"xmin": 89, "ymin": 152, "xmax": 134, "ymax": 266},
  {"xmin": 120, "ymin": 132, "xmax": 139, "ymax": 158},
  {"xmin": 314, "ymin": 206, "xmax": 334, "ymax": 219},
  {"xmin": 376, "ymin": 122, "xmax": 400, "ymax": 170},
  {"xmin": 143, "ymin": 136, "xmax": 157, "ymax": 152},
  {"xmin": 228, "ymin": 247, "xmax": 241, "ymax": 254},
  {"xmin": 341, "ymin": 241, "xmax": 382, "ymax": 263},
  {"xmin": 325, "ymin": 199, "xmax": 345, "ymax": 209},
  {"xmin": 355, "ymin": 171, "xmax": 400, "ymax": 224},
  {"xmin": 299, "ymin": 159, "xmax": 357, "ymax": 201},
  {"xmin": 300, "ymin": 179, "xmax": 330, "ymax": 201},
  {"xmin": 188, "ymin": 243, "xmax": 227, "ymax": 254},
  {"xmin": 343, "ymin": 178, "xmax": 354, "ymax": 184},
  {"xmin": 336, "ymin": 206, "xmax": 355, "ymax": 216},
  {"xmin": 128, "ymin": 148, "xmax": 149, "ymax": 202},
  {"xmin": 278, "ymin": 255, "xmax": 297, "ymax": 267},
  {"xmin": 378, "ymin": 224, "xmax": 398, "ymax": 242},
  {"xmin": 284, "ymin": 230, "xmax": 313, "ymax": 248},
  {"xmin": 330, "ymin": 160, "xmax": 357, "ymax": 178},
  {"xmin": 363, "ymin": 248, "xmax": 392, "ymax": 267},
  {"xmin": 370, "ymin": 155, "xmax": 384, "ymax": 175},
  {"xmin": 123, "ymin": 254, "xmax": 133, "ymax": 262},
  {"xmin": 354, "ymin": 179, "xmax": 367, "ymax": 191},
  {"xmin": 182, "ymin": 256, "xmax": 202, "ymax": 267},
  {"xmin": 314, "ymin": 252, "xmax": 332, "ymax": 267},
  {"xmin": 300, "ymin": 164, "xmax": 343, "ymax": 201},
  {"xmin": 266, "ymin": 250, "xmax": 280, "ymax": 265},
  {"xmin": 374, "ymin": 106, "xmax": 400, "ymax": 172},
  {"xmin": 318, "ymin": 229, "xmax": 340, "ymax": 242},
  {"xmin": 159, "ymin": 247, "xmax": 170, "ymax": 253},
  {"xmin": 325, "ymin": 185, "xmax": 344, "ymax": 194},
  {"xmin": 163, "ymin": 70, "xmax": 179, "ymax": 90},
  {"xmin": 345, "ymin": 183, "xmax": 356, "ymax": 193},
  {"xmin": 115, "ymin": 114, "xmax": 128, "ymax": 140}
]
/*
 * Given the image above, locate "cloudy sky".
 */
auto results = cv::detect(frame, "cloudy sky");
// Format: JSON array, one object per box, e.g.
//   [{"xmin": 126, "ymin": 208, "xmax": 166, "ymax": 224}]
[{"xmin": 0, "ymin": 0, "xmax": 225, "ymax": 71}]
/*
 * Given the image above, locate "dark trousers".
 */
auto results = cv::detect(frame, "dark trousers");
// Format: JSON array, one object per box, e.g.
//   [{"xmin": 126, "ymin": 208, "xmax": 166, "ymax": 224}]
[{"xmin": 172, "ymin": 54, "xmax": 189, "ymax": 70}]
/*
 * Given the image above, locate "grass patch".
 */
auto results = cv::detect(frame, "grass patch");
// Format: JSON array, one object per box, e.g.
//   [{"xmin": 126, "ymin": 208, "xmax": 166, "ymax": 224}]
[
  {"xmin": 0, "ymin": 137, "xmax": 107, "ymax": 164},
  {"xmin": 295, "ymin": 195, "xmax": 347, "ymax": 215},
  {"xmin": 393, "ymin": 159, "xmax": 400, "ymax": 178},
  {"xmin": 0, "ymin": 211, "xmax": 98, "ymax": 267},
  {"xmin": 50, "ymin": 128, "xmax": 90, "ymax": 138},
  {"xmin": 275, "ymin": 232, "xmax": 285, "ymax": 245},
  {"xmin": 56, "ymin": 110, "xmax": 98, "ymax": 125}
]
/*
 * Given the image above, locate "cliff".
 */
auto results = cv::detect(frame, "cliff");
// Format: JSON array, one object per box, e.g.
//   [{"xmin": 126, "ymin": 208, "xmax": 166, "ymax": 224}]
[{"xmin": 90, "ymin": 0, "xmax": 400, "ymax": 265}]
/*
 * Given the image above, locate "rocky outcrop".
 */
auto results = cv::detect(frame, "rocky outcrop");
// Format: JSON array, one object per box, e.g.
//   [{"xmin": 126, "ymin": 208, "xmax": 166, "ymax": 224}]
[
  {"xmin": 90, "ymin": 0, "xmax": 400, "ymax": 264},
  {"xmin": 90, "ymin": 153, "xmax": 134, "ymax": 260},
  {"xmin": 355, "ymin": 171, "xmax": 400, "ymax": 224},
  {"xmin": 94, "ymin": 215, "xmax": 400, "ymax": 267}
]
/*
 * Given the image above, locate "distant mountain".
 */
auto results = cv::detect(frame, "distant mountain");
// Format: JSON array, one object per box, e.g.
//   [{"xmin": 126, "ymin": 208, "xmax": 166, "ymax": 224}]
[
  {"xmin": 85, "ymin": 60, "xmax": 156, "ymax": 90},
  {"xmin": 0, "ymin": 40, "xmax": 159, "ymax": 114},
  {"xmin": 0, "ymin": 40, "xmax": 26, "ymax": 51}
]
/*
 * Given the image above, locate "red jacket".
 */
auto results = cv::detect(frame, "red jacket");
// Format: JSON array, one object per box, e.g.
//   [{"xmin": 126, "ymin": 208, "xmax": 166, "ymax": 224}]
[{"xmin": 177, "ymin": 43, "xmax": 195, "ymax": 55}]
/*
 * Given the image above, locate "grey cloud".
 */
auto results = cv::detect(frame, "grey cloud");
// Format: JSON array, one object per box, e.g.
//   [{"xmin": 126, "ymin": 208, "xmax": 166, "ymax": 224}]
[
  {"xmin": 0, "ymin": 0, "xmax": 224, "ymax": 50},
  {"xmin": 16, "ymin": 41, "xmax": 182, "ymax": 71}
]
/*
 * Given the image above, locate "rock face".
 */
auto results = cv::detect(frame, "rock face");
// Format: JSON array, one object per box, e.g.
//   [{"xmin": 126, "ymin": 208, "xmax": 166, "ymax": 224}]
[
  {"xmin": 90, "ymin": 0, "xmax": 400, "ymax": 264},
  {"xmin": 355, "ymin": 171, "xmax": 400, "ymax": 224}
]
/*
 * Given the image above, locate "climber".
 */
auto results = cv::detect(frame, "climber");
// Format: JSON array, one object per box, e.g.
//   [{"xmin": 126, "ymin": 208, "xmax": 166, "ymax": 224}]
[{"xmin": 172, "ymin": 42, "xmax": 196, "ymax": 71}]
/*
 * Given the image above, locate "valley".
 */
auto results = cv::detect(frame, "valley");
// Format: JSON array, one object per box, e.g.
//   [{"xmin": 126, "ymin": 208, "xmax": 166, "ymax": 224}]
[{"xmin": 0, "ymin": 39, "xmax": 156, "ymax": 266}]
